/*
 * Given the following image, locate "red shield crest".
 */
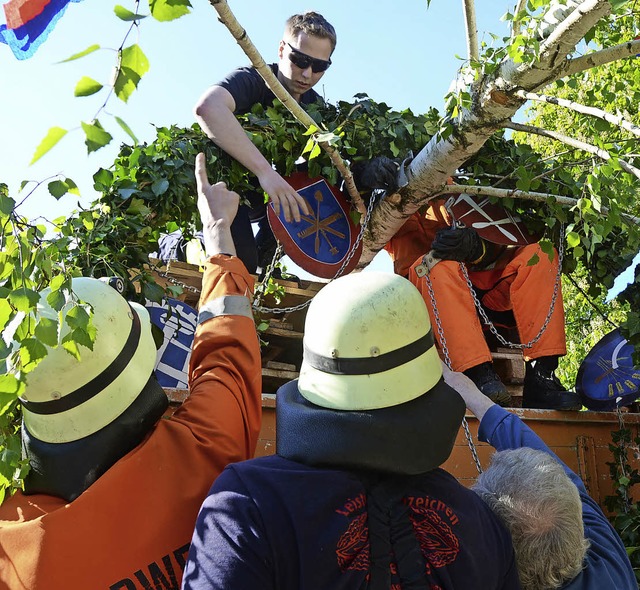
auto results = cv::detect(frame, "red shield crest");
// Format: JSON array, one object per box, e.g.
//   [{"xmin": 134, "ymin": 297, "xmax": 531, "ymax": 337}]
[
  {"xmin": 268, "ymin": 173, "xmax": 362, "ymax": 279},
  {"xmin": 447, "ymin": 194, "xmax": 540, "ymax": 246}
]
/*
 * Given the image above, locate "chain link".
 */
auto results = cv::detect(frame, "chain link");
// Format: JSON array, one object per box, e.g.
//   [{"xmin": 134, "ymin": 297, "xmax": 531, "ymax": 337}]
[
  {"xmin": 152, "ymin": 262, "xmax": 201, "ymax": 294},
  {"xmin": 252, "ymin": 194, "xmax": 378, "ymax": 315},
  {"xmin": 459, "ymin": 228, "xmax": 564, "ymax": 350},
  {"xmin": 421, "ymin": 228, "xmax": 566, "ymax": 474},
  {"xmin": 425, "ymin": 272, "xmax": 483, "ymax": 474}
]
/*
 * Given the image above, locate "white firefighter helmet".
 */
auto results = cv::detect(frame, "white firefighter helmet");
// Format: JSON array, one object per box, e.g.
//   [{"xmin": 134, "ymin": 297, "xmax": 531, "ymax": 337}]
[
  {"xmin": 298, "ymin": 271, "xmax": 442, "ymax": 410},
  {"xmin": 20, "ymin": 277, "xmax": 158, "ymax": 444}
]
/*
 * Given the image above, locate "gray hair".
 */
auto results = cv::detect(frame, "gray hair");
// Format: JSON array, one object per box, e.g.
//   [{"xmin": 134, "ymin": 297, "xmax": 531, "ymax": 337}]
[
  {"xmin": 285, "ymin": 12, "xmax": 337, "ymax": 53},
  {"xmin": 473, "ymin": 447, "xmax": 589, "ymax": 590}
]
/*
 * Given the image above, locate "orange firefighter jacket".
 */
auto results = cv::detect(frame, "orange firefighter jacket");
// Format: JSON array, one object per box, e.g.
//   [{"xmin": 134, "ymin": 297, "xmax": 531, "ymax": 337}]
[
  {"xmin": 0, "ymin": 255, "xmax": 262, "ymax": 590},
  {"xmin": 386, "ymin": 203, "xmax": 566, "ymax": 372}
]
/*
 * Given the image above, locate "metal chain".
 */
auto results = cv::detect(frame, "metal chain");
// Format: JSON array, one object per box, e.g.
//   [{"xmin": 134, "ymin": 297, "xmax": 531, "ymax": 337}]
[
  {"xmin": 252, "ymin": 194, "xmax": 378, "ymax": 315},
  {"xmin": 459, "ymin": 228, "xmax": 565, "ymax": 350},
  {"xmin": 425, "ymin": 272, "xmax": 483, "ymax": 475},
  {"xmin": 152, "ymin": 262, "xmax": 201, "ymax": 294}
]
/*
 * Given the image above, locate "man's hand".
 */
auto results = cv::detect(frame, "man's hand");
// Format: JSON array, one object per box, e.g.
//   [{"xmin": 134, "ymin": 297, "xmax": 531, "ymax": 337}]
[
  {"xmin": 257, "ymin": 168, "xmax": 310, "ymax": 224},
  {"xmin": 441, "ymin": 363, "xmax": 494, "ymax": 420},
  {"xmin": 195, "ymin": 152, "xmax": 240, "ymax": 257},
  {"xmin": 431, "ymin": 227, "xmax": 484, "ymax": 263},
  {"xmin": 352, "ymin": 156, "xmax": 399, "ymax": 194}
]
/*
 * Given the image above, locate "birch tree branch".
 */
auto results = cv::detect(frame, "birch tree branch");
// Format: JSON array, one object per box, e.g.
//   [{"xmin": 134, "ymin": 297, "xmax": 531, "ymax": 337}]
[
  {"xmin": 562, "ymin": 38, "xmax": 640, "ymax": 78},
  {"xmin": 499, "ymin": 0, "xmax": 611, "ymax": 89},
  {"xmin": 439, "ymin": 183, "xmax": 640, "ymax": 224},
  {"xmin": 462, "ymin": 0, "xmax": 479, "ymax": 62},
  {"xmin": 504, "ymin": 121, "xmax": 640, "ymax": 180},
  {"xmin": 511, "ymin": 0, "xmax": 528, "ymax": 39},
  {"xmin": 440, "ymin": 182, "xmax": 578, "ymax": 206},
  {"xmin": 516, "ymin": 90, "xmax": 640, "ymax": 138},
  {"xmin": 207, "ymin": 0, "xmax": 365, "ymax": 214}
]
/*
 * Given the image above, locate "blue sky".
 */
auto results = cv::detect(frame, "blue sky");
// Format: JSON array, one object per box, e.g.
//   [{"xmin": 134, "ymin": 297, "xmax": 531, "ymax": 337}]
[{"xmin": 1, "ymin": 0, "xmax": 636, "ymax": 290}]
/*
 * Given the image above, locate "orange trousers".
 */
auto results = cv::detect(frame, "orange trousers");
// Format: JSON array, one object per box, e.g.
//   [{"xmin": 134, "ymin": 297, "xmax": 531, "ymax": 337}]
[{"xmin": 408, "ymin": 243, "xmax": 567, "ymax": 372}]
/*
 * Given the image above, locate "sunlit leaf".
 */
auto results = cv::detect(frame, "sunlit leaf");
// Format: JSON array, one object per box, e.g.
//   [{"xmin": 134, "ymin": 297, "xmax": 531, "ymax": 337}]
[
  {"xmin": 81, "ymin": 120, "xmax": 113, "ymax": 153},
  {"xmin": 149, "ymin": 0, "xmax": 191, "ymax": 22},
  {"xmin": 46, "ymin": 289, "xmax": 66, "ymax": 312},
  {"xmin": 114, "ymin": 4, "xmax": 147, "ymax": 20},
  {"xmin": 114, "ymin": 45, "xmax": 149, "ymax": 103},
  {"xmin": 19, "ymin": 338, "xmax": 48, "ymax": 369},
  {"xmin": 47, "ymin": 178, "xmax": 80, "ymax": 199},
  {"xmin": 74, "ymin": 76, "xmax": 103, "ymax": 97},
  {"xmin": 0, "ymin": 299, "xmax": 12, "ymax": 331},
  {"xmin": 0, "ymin": 375, "xmax": 24, "ymax": 397},
  {"xmin": 30, "ymin": 127, "xmax": 67, "ymax": 165},
  {"xmin": 34, "ymin": 317, "xmax": 59, "ymax": 347},
  {"xmin": 567, "ymin": 232, "xmax": 581, "ymax": 248},
  {"xmin": 115, "ymin": 116, "xmax": 139, "ymax": 144},
  {"xmin": 65, "ymin": 304, "xmax": 91, "ymax": 330},
  {"xmin": 8, "ymin": 288, "xmax": 39, "ymax": 313},
  {"xmin": 61, "ymin": 337, "xmax": 80, "ymax": 360},
  {"xmin": 57, "ymin": 44, "xmax": 100, "ymax": 63}
]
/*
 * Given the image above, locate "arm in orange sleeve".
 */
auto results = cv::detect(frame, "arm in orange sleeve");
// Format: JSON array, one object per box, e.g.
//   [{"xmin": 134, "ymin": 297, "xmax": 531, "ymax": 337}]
[{"xmin": 170, "ymin": 254, "xmax": 262, "ymax": 469}]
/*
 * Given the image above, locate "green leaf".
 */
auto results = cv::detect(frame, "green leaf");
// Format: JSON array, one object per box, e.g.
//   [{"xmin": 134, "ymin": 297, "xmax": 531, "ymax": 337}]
[
  {"xmin": 115, "ymin": 116, "xmax": 139, "ymax": 144},
  {"xmin": 149, "ymin": 0, "xmax": 191, "ymax": 21},
  {"xmin": 151, "ymin": 178, "xmax": 169, "ymax": 196},
  {"xmin": 61, "ymin": 337, "xmax": 80, "ymax": 361},
  {"xmin": 74, "ymin": 76, "xmax": 103, "ymax": 97},
  {"xmin": 48, "ymin": 180, "xmax": 71, "ymax": 199},
  {"xmin": 114, "ymin": 45, "xmax": 150, "ymax": 103},
  {"xmin": 65, "ymin": 304, "xmax": 91, "ymax": 330},
  {"xmin": 46, "ymin": 289, "xmax": 66, "ymax": 312},
  {"xmin": 526, "ymin": 252, "xmax": 540, "ymax": 267},
  {"xmin": 142, "ymin": 281, "xmax": 165, "ymax": 304},
  {"xmin": 0, "ymin": 298, "xmax": 12, "ymax": 331},
  {"xmin": 309, "ymin": 143, "xmax": 321, "ymax": 159},
  {"xmin": 19, "ymin": 338, "xmax": 48, "ymax": 369},
  {"xmin": 539, "ymin": 240, "xmax": 555, "ymax": 262},
  {"xmin": 93, "ymin": 168, "xmax": 114, "ymax": 190},
  {"xmin": 30, "ymin": 127, "xmax": 67, "ymax": 165},
  {"xmin": 0, "ymin": 193, "xmax": 15, "ymax": 215},
  {"xmin": 57, "ymin": 44, "xmax": 100, "ymax": 63},
  {"xmin": 0, "ymin": 374, "xmax": 24, "ymax": 397},
  {"xmin": 567, "ymin": 232, "xmax": 581, "ymax": 248},
  {"xmin": 35, "ymin": 317, "xmax": 59, "ymax": 347},
  {"xmin": 81, "ymin": 120, "xmax": 113, "ymax": 153},
  {"xmin": 114, "ymin": 4, "xmax": 147, "ymax": 20},
  {"xmin": 8, "ymin": 288, "xmax": 40, "ymax": 313}
]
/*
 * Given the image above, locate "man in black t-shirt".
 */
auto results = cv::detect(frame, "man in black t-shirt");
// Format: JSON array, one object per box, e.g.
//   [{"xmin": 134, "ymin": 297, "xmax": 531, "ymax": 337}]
[{"xmin": 194, "ymin": 11, "xmax": 336, "ymax": 274}]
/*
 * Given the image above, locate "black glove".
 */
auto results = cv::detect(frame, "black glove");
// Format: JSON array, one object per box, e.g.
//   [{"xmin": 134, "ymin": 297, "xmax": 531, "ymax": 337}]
[
  {"xmin": 431, "ymin": 227, "xmax": 484, "ymax": 263},
  {"xmin": 352, "ymin": 156, "xmax": 399, "ymax": 194}
]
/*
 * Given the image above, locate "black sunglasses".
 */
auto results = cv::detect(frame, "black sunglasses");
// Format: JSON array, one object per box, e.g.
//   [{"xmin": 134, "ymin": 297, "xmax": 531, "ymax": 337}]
[{"xmin": 286, "ymin": 42, "xmax": 332, "ymax": 73}]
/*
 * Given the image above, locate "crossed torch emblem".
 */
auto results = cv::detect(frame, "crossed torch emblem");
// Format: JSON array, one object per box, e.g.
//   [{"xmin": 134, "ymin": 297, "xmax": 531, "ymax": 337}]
[{"xmin": 296, "ymin": 188, "xmax": 346, "ymax": 256}]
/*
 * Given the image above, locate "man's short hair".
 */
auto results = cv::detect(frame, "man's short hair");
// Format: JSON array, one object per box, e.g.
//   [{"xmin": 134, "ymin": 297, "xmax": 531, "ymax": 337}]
[
  {"xmin": 285, "ymin": 11, "xmax": 337, "ymax": 52},
  {"xmin": 473, "ymin": 447, "xmax": 589, "ymax": 590}
]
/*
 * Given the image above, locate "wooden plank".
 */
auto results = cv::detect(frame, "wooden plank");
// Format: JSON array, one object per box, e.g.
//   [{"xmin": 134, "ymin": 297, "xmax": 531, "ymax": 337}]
[
  {"xmin": 262, "ymin": 367, "xmax": 299, "ymax": 380},
  {"xmin": 264, "ymin": 326, "xmax": 304, "ymax": 339},
  {"xmin": 268, "ymin": 319, "xmax": 294, "ymax": 331},
  {"xmin": 266, "ymin": 360, "xmax": 297, "ymax": 371}
]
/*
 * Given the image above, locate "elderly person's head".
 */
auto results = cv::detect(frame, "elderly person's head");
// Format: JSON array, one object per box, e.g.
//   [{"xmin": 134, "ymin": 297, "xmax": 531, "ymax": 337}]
[{"xmin": 473, "ymin": 447, "xmax": 589, "ymax": 589}]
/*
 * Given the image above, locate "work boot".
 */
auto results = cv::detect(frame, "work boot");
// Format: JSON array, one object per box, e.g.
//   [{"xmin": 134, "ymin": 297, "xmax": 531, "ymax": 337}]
[
  {"xmin": 463, "ymin": 362, "xmax": 511, "ymax": 406},
  {"xmin": 523, "ymin": 356, "xmax": 582, "ymax": 410}
]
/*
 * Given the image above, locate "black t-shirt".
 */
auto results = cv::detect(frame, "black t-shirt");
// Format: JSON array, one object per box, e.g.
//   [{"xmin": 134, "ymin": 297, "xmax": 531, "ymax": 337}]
[{"xmin": 216, "ymin": 63, "xmax": 323, "ymax": 115}]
